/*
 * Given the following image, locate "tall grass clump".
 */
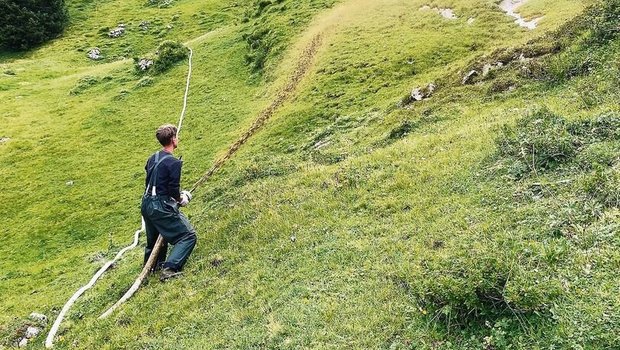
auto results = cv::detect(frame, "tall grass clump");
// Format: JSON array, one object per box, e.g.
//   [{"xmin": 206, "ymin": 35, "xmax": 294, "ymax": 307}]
[
  {"xmin": 411, "ymin": 242, "xmax": 562, "ymax": 328},
  {"xmin": 496, "ymin": 110, "xmax": 620, "ymax": 179},
  {"xmin": 496, "ymin": 109, "xmax": 577, "ymax": 177}
]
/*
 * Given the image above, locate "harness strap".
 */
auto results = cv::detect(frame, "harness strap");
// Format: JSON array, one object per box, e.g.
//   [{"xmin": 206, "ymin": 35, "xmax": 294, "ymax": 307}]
[{"xmin": 145, "ymin": 152, "xmax": 172, "ymax": 196}]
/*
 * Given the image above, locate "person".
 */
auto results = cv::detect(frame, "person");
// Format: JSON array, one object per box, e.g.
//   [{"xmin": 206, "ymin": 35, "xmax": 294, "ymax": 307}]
[{"xmin": 141, "ymin": 124, "xmax": 197, "ymax": 281}]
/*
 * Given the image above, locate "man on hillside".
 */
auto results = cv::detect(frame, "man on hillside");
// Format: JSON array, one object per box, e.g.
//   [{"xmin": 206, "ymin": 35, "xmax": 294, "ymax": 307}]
[{"xmin": 141, "ymin": 124, "xmax": 197, "ymax": 281}]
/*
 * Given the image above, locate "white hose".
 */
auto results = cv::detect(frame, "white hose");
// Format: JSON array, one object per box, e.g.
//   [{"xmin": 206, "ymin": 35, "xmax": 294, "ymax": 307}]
[
  {"xmin": 177, "ymin": 48, "xmax": 193, "ymax": 138},
  {"xmin": 45, "ymin": 220, "xmax": 144, "ymax": 348},
  {"xmin": 45, "ymin": 47, "xmax": 194, "ymax": 348}
]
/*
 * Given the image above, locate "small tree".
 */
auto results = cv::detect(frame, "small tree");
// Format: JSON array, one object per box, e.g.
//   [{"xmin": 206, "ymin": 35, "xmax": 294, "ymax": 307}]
[{"xmin": 0, "ymin": 0, "xmax": 68, "ymax": 51}]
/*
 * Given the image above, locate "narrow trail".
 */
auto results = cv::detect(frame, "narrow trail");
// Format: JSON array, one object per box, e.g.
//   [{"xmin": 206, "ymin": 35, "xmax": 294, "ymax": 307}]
[{"xmin": 99, "ymin": 33, "xmax": 323, "ymax": 319}]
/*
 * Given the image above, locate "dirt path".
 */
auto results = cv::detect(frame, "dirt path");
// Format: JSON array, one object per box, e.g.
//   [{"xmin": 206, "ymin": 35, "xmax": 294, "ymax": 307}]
[{"xmin": 189, "ymin": 34, "xmax": 322, "ymax": 191}]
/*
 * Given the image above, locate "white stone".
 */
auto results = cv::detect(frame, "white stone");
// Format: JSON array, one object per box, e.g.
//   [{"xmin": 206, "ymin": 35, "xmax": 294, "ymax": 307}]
[
  {"xmin": 462, "ymin": 70, "xmax": 479, "ymax": 85},
  {"xmin": 427, "ymin": 83, "xmax": 436, "ymax": 94},
  {"xmin": 438, "ymin": 8, "xmax": 457, "ymax": 20},
  {"xmin": 138, "ymin": 58, "xmax": 154, "ymax": 71},
  {"xmin": 108, "ymin": 26, "xmax": 126, "ymax": 38},
  {"xmin": 411, "ymin": 88, "xmax": 424, "ymax": 101},
  {"xmin": 25, "ymin": 326, "xmax": 40, "ymax": 339},
  {"xmin": 18, "ymin": 338, "xmax": 28, "ymax": 347},
  {"xmin": 88, "ymin": 48, "xmax": 101, "ymax": 60},
  {"xmin": 29, "ymin": 312, "xmax": 47, "ymax": 323}
]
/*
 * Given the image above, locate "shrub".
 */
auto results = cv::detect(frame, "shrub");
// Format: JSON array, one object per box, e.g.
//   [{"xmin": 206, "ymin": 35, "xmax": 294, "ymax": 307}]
[
  {"xmin": 242, "ymin": 28, "xmax": 273, "ymax": 72},
  {"xmin": 138, "ymin": 41, "xmax": 189, "ymax": 75},
  {"xmin": 0, "ymin": 0, "xmax": 68, "ymax": 50},
  {"xmin": 588, "ymin": 0, "xmax": 620, "ymax": 44},
  {"xmin": 488, "ymin": 78, "xmax": 516, "ymax": 94}
]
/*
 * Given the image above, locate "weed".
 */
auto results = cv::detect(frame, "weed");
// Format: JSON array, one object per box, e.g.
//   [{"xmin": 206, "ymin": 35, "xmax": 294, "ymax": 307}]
[
  {"xmin": 496, "ymin": 109, "xmax": 577, "ymax": 177},
  {"xmin": 581, "ymin": 167, "xmax": 620, "ymax": 208},
  {"xmin": 135, "ymin": 76, "xmax": 155, "ymax": 88}
]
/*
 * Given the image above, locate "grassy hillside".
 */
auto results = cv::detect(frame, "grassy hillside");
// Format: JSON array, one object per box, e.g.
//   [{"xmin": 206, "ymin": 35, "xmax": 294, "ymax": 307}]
[{"xmin": 2, "ymin": 0, "xmax": 619, "ymax": 348}]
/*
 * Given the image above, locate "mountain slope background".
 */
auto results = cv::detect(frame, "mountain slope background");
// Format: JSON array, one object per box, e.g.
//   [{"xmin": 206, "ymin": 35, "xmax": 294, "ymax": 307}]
[{"xmin": 1, "ymin": 0, "xmax": 619, "ymax": 348}]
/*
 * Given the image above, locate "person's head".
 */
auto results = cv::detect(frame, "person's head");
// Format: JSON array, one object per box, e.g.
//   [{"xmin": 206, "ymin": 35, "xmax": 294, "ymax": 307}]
[{"xmin": 156, "ymin": 124, "xmax": 178, "ymax": 149}]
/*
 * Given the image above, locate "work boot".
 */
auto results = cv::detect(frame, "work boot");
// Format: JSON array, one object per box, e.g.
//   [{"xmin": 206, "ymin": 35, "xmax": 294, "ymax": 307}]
[{"xmin": 160, "ymin": 267, "xmax": 182, "ymax": 281}]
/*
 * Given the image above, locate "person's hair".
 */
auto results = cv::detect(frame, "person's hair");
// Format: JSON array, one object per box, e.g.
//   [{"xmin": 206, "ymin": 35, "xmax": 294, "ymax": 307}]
[{"xmin": 155, "ymin": 124, "xmax": 177, "ymax": 146}]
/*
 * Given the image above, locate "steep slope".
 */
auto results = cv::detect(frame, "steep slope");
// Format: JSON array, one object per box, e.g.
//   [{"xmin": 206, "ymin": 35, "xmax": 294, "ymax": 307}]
[{"xmin": 4, "ymin": 0, "xmax": 619, "ymax": 349}]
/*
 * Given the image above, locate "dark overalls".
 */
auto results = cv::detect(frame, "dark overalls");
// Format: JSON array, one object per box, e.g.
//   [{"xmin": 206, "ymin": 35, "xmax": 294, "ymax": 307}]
[{"xmin": 141, "ymin": 152, "xmax": 197, "ymax": 272}]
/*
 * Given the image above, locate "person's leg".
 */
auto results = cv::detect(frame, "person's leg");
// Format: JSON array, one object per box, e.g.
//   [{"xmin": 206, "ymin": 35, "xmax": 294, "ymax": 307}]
[
  {"xmin": 161, "ymin": 213, "xmax": 197, "ymax": 271},
  {"xmin": 142, "ymin": 215, "xmax": 168, "ymax": 270}
]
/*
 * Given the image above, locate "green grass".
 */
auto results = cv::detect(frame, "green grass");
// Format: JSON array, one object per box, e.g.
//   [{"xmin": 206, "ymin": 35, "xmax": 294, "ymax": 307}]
[{"xmin": 4, "ymin": 0, "xmax": 620, "ymax": 348}]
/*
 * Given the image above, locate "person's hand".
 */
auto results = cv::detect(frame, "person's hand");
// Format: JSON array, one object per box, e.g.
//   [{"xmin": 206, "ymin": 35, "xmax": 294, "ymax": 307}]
[{"xmin": 179, "ymin": 190, "xmax": 192, "ymax": 207}]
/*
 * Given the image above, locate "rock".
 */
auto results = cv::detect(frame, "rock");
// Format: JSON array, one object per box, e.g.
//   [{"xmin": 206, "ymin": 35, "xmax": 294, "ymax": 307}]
[
  {"xmin": 290, "ymin": 235, "xmax": 296, "ymax": 242},
  {"xmin": 411, "ymin": 88, "xmax": 424, "ymax": 101},
  {"xmin": 29, "ymin": 312, "xmax": 47, "ymax": 324},
  {"xmin": 462, "ymin": 70, "xmax": 479, "ymax": 85},
  {"xmin": 108, "ymin": 25, "xmax": 126, "ymax": 38},
  {"xmin": 66, "ymin": 180, "xmax": 74, "ymax": 186},
  {"xmin": 87, "ymin": 48, "xmax": 102, "ymax": 60},
  {"xmin": 467, "ymin": 17, "xmax": 476, "ymax": 25},
  {"xmin": 137, "ymin": 58, "xmax": 154, "ymax": 71},
  {"xmin": 482, "ymin": 62, "xmax": 505, "ymax": 77},
  {"xmin": 410, "ymin": 83, "xmax": 436, "ymax": 102},
  {"xmin": 0, "ymin": 137, "xmax": 9, "ymax": 144},
  {"xmin": 25, "ymin": 326, "xmax": 40, "ymax": 339},
  {"xmin": 139, "ymin": 20, "xmax": 150, "ymax": 30},
  {"xmin": 426, "ymin": 82, "xmax": 436, "ymax": 94},
  {"xmin": 482, "ymin": 64, "xmax": 493, "ymax": 77},
  {"xmin": 313, "ymin": 140, "xmax": 330, "ymax": 150},
  {"xmin": 18, "ymin": 338, "xmax": 27, "ymax": 347},
  {"xmin": 438, "ymin": 8, "xmax": 457, "ymax": 20}
]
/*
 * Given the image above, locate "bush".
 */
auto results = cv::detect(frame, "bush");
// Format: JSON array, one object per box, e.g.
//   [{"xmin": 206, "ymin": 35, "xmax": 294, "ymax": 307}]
[
  {"xmin": 242, "ymin": 28, "xmax": 273, "ymax": 72},
  {"xmin": 588, "ymin": 0, "xmax": 620, "ymax": 44},
  {"xmin": 0, "ymin": 0, "xmax": 68, "ymax": 50},
  {"xmin": 139, "ymin": 41, "xmax": 189, "ymax": 75}
]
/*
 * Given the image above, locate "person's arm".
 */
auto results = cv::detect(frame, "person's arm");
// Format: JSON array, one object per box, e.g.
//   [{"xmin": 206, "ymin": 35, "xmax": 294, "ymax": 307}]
[{"xmin": 169, "ymin": 160, "xmax": 182, "ymax": 202}]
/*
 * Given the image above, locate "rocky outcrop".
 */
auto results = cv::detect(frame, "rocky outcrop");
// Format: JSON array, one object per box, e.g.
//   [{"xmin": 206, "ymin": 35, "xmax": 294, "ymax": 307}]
[
  {"xmin": 87, "ymin": 47, "xmax": 102, "ymax": 60},
  {"xmin": 108, "ymin": 24, "xmax": 126, "ymax": 38},
  {"xmin": 137, "ymin": 58, "xmax": 154, "ymax": 71},
  {"xmin": 462, "ymin": 70, "xmax": 479, "ymax": 85}
]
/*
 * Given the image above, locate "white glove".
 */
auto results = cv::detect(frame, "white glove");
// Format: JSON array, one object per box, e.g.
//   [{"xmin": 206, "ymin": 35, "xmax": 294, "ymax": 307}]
[{"xmin": 179, "ymin": 190, "xmax": 192, "ymax": 207}]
